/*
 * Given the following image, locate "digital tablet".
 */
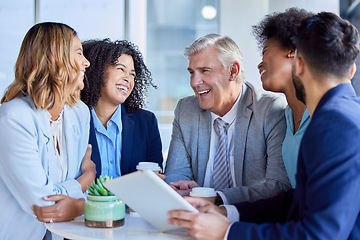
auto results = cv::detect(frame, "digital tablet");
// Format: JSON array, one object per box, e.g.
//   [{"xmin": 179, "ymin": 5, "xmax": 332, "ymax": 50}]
[{"xmin": 103, "ymin": 170, "xmax": 199, "ymax": 232}]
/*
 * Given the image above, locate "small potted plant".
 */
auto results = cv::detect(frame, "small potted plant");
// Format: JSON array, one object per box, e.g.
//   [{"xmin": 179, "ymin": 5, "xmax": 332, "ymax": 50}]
[{"xmin": 84, "ymin": 175, "xmax": 125, "ymax": 228}]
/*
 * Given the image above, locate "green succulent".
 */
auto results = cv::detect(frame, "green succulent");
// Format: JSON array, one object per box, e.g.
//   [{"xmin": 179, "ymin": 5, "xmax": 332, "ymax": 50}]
[{"xmin": 87, "ymin": 175, "xmax": 114, "ymax": 196}]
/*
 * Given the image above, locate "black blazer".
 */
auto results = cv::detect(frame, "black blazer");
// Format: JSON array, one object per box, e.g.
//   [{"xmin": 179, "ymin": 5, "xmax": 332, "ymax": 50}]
[{"xmin": 89, "ymin": 105, "xmax": 163, "ymax": 178}]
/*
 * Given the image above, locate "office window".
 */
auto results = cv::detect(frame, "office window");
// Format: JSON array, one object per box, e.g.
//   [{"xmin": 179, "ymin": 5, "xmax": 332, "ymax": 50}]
[
  {"xmin": 340, "ymin": 0, "xmax": 360, "ymax": 96},
  {"xmin": 145, "ymin": 0, "xmax": 219, "ymax": 151},
  {"xmin": 0, "ymin": 0, "xmax": 125, "ymax": 98},
  {"xmin": 0, "ymin": 0, "xmax": 219, "ymax": 154},
  {"xmin": 0, "ymin": 1, "xmax": 34, "ymax": 97},
  {"xmin": 38, "ymin": 0, "xmax": 125, "ymax": 40}
]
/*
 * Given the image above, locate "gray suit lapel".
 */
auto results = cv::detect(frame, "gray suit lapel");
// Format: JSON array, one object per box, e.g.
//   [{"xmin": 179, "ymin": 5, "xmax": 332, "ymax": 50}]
[
  {"xmin": 197, "ymin": 109, "xmax": 211, "ymax": 186},
  {"xmin": 234, "ymin": 83, "xmax": 253, "ymax": 186}
]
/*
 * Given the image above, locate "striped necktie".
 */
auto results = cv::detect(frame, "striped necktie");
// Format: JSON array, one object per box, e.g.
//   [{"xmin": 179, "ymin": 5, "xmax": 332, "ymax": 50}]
[{"xmin": 212, "ymin": 117, "xmax": 233, "ymax": 190}]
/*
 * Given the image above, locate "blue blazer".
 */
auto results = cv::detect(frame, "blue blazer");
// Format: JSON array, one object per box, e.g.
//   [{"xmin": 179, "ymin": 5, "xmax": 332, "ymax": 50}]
[
  {"xmin": 89, "ymin": 105, "xmax": 163, "ymax": 178},
  {"xmin": 228, "ymin": 84, "xmax": 360, "ymax": 239}
]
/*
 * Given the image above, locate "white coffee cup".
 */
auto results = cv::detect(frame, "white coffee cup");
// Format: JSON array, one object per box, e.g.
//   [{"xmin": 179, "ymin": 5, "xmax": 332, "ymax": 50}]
[
  {"xmin": 136, "ymin": 162, "xmax": 161, "ymax": 173},
  {"xmin": 190, "ymin": 187, "xmax": 217, "ymax": 204},
  {"xmin": 130, "ymin": 162, "xmax": 162, "ymax": 213}
]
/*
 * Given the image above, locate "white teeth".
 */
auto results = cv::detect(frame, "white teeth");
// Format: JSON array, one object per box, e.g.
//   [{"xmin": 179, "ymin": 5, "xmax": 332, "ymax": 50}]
[
  {"xmin": 198, "ymin": 89, "xmax": 210, "ymax": 95},
  {"xmin": 116, "ymin": 85, "xmax": 128, "ymax": 92},
  {"xmin": 260, "ymin": 70, "xmax": 266, "ymax": 76}
]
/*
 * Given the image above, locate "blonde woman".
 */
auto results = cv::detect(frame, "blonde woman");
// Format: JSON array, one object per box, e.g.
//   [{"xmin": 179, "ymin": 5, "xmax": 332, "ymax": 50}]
[{"xmin": 0, "ymin": 22, "xmax": 95, "ymax": 239}]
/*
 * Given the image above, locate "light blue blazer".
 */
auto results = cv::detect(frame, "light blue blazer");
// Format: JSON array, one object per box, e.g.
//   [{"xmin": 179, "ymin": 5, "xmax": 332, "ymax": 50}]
[{"xmin": 0, "ymin": 96, "xmax": 90, "ymax": 240}]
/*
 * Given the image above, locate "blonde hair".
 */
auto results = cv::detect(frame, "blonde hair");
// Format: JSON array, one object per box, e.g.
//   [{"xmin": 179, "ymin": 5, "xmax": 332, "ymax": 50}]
[
  {"xmin": 1, "ymin": 22, "xmax": 80, "ymax": 109},
  {"xmin": 184, "ymin": 33, "xmax": 246, "ymax": 83}
]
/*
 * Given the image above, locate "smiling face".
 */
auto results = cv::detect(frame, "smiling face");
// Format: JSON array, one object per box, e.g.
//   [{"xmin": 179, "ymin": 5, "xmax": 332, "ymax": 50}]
[
  {"xmin": 257, "ymin": 38, "xmax": 293, "ymax": 93},
  {"xmin": 68, "ymin": 35, "xmax": 90, "ymax": 94},
  {"xmin": 98, "ymin": 54, "xmax": 136, "ymax": 108},
  {"xmin": 188, "ymin": 47, "xmax": 234, "ymax": 116}
]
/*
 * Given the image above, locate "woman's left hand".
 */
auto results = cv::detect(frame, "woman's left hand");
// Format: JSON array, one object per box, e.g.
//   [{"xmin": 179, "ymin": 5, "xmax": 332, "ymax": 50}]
[{"xmin": 32, "ymin": 194, "xmax": 85, "ymax": 223}]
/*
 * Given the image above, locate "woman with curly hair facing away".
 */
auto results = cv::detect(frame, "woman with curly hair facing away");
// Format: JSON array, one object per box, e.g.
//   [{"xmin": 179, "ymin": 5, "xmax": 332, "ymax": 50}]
[
  {"xmin": 0, "ymin": 22, "xmax": 95, "ymax": 239},
  {"xmin": 81, "ymin": 39, "xmax": 164, "ymax": 180},
  {"xmin": 253, "ymin": 8, "xmax": 313, "ymax": 188}
]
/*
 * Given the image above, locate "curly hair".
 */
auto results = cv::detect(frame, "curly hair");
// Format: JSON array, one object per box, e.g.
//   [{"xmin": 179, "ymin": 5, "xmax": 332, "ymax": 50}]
[
  {"xmin": 1, "ymin": 22, "xmax": 80, "ymax": 108},
  {"xmin": 81, "ymin": 39, "xmax": 155, "ymax": 113},
  {"xmin": 252, "ymin": 7, "xmax": 313, "ymax": 51}
]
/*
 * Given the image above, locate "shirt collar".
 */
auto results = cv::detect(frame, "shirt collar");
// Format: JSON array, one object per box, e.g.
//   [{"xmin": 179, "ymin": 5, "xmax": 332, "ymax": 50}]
[
  {"xmin": 109, "ymin": 105, "xmax": 122, "ymax": 129},
  {"xmin": 211, "ymin": 84, "xmax": 246, "ymax": 125},
  {"xmin": 91, "ymin": 105, "xmax": 122, "ymax": 131}
]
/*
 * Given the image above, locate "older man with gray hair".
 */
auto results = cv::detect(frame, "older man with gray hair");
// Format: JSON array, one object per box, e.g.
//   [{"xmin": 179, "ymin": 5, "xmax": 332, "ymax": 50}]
[{"xmin": 165, "ymin": 34, "xmax": 290, "ymax": 204}]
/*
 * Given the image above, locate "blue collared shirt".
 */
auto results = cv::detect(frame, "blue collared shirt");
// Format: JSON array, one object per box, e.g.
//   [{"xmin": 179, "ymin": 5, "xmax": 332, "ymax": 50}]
[
  {"xmin": 91, "ymin": 106, "xmax": 122, "ymax": 178},
  {"xmin": 282, "ymin": 105, "xmax": 311, "ymax": 188}
]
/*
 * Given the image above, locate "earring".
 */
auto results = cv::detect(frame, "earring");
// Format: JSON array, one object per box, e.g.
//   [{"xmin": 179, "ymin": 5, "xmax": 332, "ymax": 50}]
[{"xmin": 288, "ymin": 50, "xmax": 294, "ymax": 58}]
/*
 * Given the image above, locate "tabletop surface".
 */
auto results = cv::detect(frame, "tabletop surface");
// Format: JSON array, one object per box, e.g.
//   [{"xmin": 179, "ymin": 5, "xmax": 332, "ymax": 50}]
[{"xmin": 46, "ymin": 213, "xmax": 193, "ymax": 240}]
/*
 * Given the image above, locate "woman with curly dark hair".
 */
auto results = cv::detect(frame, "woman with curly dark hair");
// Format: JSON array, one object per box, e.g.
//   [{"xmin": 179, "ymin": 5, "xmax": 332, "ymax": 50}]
[
  {"xmin": 253, "ymin": 8, "xmax": 313, "ymax": 188},
  {"xmin": 81, "ymin": 39, "xmax": 164, "ymax": 179}
]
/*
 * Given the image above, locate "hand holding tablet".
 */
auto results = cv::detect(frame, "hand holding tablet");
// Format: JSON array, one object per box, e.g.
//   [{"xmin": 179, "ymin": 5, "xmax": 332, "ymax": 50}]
[{"xmin": 103, "ymin": 170, "xmax": 199, "ymax": 232}]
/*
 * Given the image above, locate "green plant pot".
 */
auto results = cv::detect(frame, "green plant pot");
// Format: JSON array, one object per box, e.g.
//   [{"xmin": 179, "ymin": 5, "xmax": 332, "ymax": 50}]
[{"xmin": 84, "ymin": 195, "xmax": 125, "ymax": 228}]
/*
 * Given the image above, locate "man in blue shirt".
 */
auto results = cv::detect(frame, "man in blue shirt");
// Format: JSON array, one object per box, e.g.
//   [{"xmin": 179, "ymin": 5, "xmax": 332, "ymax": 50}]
[{"xmin": 168, "ymin": 11, "xmax": 360, "ymax": 240}]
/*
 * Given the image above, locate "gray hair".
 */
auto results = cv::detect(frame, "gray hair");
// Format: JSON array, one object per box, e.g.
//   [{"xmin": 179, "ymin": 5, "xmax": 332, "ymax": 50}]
[{"xmin": 184, "ymin": 33, "xmax": 245, "ymax": 83}]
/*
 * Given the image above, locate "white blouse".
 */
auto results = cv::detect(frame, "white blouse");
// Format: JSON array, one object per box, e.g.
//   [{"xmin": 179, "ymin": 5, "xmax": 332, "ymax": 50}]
[{"xmin": 49, "ymin": 110, "xmax": 68, "ymax": 182}]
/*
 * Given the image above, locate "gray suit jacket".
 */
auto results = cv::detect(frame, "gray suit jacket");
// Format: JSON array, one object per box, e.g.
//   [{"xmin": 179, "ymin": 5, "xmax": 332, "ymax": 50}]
[{"xmin": 165, "ymin": 82, "xmax": 291, "ymax": 204}]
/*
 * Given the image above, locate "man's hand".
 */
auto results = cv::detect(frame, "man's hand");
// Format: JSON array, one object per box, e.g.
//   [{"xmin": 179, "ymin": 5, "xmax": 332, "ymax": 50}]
[
  {"xmin": 167, "ymin": 197, "xmax": 231, "ymax": 240},
  {"xmin": 185, "ymin": 197, "xmax": 227, "ymax": 216},
  {"xmin": 169, "ymin": 180, "xmax": 200, "ymax": 196},
  {"xmin": 32, "ymin": 195, "xmax": 85, "ymax": 223}
]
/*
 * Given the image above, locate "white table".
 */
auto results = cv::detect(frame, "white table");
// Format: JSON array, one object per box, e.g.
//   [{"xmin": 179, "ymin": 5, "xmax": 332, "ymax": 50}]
[{"xmin": 46, "ymin": 213, "xmax": 193, "ymax": 240}]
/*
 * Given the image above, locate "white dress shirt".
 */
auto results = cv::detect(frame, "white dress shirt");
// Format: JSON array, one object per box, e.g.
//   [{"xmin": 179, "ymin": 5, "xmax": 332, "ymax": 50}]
[
  {"xmin": 203, "ymin": 85, "xmax": 247, "ymax": 203},
  {"xmin": 49, "ymin": 110, "xmax": 68, "ymax": 182}
]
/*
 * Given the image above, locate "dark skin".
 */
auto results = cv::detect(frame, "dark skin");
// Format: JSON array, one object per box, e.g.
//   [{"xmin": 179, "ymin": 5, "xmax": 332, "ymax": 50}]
[{"xmin": 257, "ymin": 38, "xmax": 306, "ymax": 133}]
